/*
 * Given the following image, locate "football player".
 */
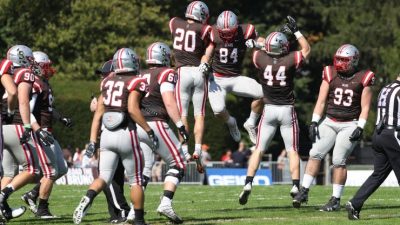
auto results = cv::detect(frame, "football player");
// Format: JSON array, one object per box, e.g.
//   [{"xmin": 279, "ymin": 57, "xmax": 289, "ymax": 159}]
[
  {"xmin": 18, "ymin": 51, "xmax": 70, "ymax": 218},
  {"xmin": 202, "ymin": 10, "xmax": 264, "ymax": 144},
  {"xmin": 0, "ymin": 45, "xmax": 38, "ymax": 222},
  {"xmin": 169, "ymin": 1, "xmax": 211, "ymax": 171},
  {"xmin": 73, "ymin": 48, "xmax": 156, "ymax": 225},
  {"xmin": 293, "ymin": 44, "xmax": 374, "ymax": 211},
  {"xmin": 135, "ymin": 42, "xmax": 189, "ymax": 224},
  {"xmin": 239, "ymin": 16, "xmax": 311, "ymax": 205}
]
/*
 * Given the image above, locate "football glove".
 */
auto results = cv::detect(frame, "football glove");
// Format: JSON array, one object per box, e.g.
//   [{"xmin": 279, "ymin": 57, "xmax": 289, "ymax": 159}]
[
  {"xmin": 4, "ymin": 112, "xmax": 14, "ymax": 124},
  {"xmin": 147, "ymin": 129, "xmax": 159, "ymax": 151},
  {"xmin": 60, "ymin": 117, "xmax": 73, "ymax": 128},
  {"xmin": 85, "ymin": 142, "xmax": 97, "ymax": 158},
  {"xmin": 178, "ymin": 125, "xmax": 189, "ymax": 144},
  {"xmin": 35, "ymin": 128, "xmax": 55, "ymax": 146},
  {"xmin": 349, "ymin": 127, "xmax": 363, "ymax": 142},
  {"xmin": 308, "ymin": 122, "xmax": 319, "ymax": 143},
  {"xmin": 286, "ymin": 15, "xmax": 299, "ymax": 33},
  {"xmin": 19, "ymin": 125, "xmax": 32, "ymax": 144},
  {"xmin": 198, "ymin": 62, "xmax": 210, "ymax": 75}
]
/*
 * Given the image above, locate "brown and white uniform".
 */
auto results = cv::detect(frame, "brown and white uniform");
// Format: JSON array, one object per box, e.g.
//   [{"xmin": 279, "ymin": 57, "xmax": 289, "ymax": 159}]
[
  {"xmin": 309, "ymin": 66, "xmax": 375, "ymax": 166},
  {"xmin": 170, "ymin": 17, "xmax": 211, "ymax": 117},
  {"xmin": 99, "ymin": 73, "xmax": 148, "ymax": 186},
  {"xmin": 1, "ymin": 60, "xmax": 40, "ymax": 177},
  {"xmin": 138, "ymin": 67, "xmax": 186, "ymax": 178},
  {"xmin": 208, "ymin": 24, "xmax": 263, "ymax": 114},
  {"xmin": 252, "ymin": 50, "xmax": 303, "ymax": 153}
]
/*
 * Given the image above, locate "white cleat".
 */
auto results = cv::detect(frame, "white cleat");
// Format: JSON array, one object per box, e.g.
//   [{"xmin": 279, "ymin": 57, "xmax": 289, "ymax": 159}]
[
  {"xmin": 73, "ymin": 196, "xmax": 91, "ymax": 224},
  {"xmin": 126, "ymin": 203, "xmax": 135, "ymax": 223},
  {"xmin": 228, "ymin": 118, "xmax": 241, "ymax": 142},
  {"xmin": 290, "ymin": 185, "xmax": 299, "ymax": 198},
  {"xmin": 157, "ymin": 203, "xmax": 183, "ymax": 224},
  {"xmin": 243, "ymin": 120, "xmax": 257, "ymax": 144}
]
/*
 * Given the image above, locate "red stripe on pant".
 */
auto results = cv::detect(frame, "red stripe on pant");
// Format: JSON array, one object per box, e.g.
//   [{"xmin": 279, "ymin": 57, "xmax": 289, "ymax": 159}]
[
  {"xmin": 156, "ymin": 121, "xmax": 185, "ymax": 169},
  {"xmin": 15, "ymin": 125, "xmax": 35, "ymax": 174},
  {"xmin": 32, "ymin": 133, "xmax": 52, "ymax": 178},
  {"xmin": 175, "ymin": 68, "xmax": 183, "ymax": 116},
  {"xmin": 255, "ymin": 112, "xmax": 265, "ymax": 150},
  {"xmin": 129, "ymin": 130, "xmax": 142, "ymax": 186}
]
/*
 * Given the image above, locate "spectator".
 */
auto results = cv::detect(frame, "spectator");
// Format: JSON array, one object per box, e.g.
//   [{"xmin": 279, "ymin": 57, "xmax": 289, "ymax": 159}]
[
  {"xmin": 232, "ymin": 141, "xmax": 250, "ymax": 168},
  {"xmin": 73, "ymin": 146, "xmax": 84, "ymax": 167},
  {"xmin": 221, "ymin": 149, "xmax": 233, "ymax": 167},
  {"xmin": 63, "ymin": 148, "xmax": 73, "ymax": 167},
  {"xmin": 201, "ymin": 144, "xmax": 212, "ymax": 166},
  {"xmin": 152, "ymin": 155, "xmax": 163, "ymax": 182},
  {"xmin": 277, "ymin": 149, "xmax": 288, "ymax": 170}
]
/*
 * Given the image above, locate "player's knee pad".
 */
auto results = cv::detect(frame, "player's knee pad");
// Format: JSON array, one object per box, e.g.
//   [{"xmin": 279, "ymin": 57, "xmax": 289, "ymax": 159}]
[
  {"xmin": 309, "ymin": 149, "xmax": 325, "ymax": 161},
  {"xmin": 165, "ymin": 167, "xmax": 185, "ymax": 185}
]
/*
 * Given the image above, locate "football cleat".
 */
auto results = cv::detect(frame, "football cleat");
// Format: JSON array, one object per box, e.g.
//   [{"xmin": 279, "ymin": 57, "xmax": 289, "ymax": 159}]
[
  {"xmin": 243, "ymin": 120, "xmax": 257, "ymax": 144},
  {"xmin": 36, "ymin": 203, "xmax": 57, "ymax": 219},
  {"xmin": 290, "ymin": 185, "xmax": 299, "ymax": 198},
  {"xmin": 239, "ymin": 183, "xmax": 252, "ymax": 205},
  {"xmin": 157, "ymin": 203, "xmax": 183, "ymax": 224},
  {"xmin": 109, "ymin": 217, "xmax": 127, "ymax": 224},
  {"xmin": 292, "ymin": 187, "xmax": 309, "ymax": 208},
  {"xmin": 228, "ymin": 117, "xmax": 241, "ymax": 142},
  {"xmin": 319, "ymin": 196, "xmax": 340, "ymax": 212},
  {"xmin": 0, "ymin": 197, "xmax": 26, "ymax": 222},
  {"xmin": 21, "ymin": 192, "xmax": 38, "ymax": 214},
  {"xmin": 193, "ymin": 150, "xmax": 204, "ymax": 173},
  {"xmin": 345, "ymin": 201, "xmax": 360, "ymax": 220},
  {"xmin": 126, "ymin": 203, "xmax": 135, "ymax": 223},
  {"xmin": 73, "ymin": 196, "xmax": 91, "ymax": 224}
]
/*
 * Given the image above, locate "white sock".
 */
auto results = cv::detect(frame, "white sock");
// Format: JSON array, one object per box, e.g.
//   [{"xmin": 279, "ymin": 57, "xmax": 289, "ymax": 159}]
[
  {"xmin": 161, "ymin": 196, "xmax": 172, "ymax": 205},
  {"xmin": 302, "ymin": 174, "xmax": 315, "ymax": 189},
  {"xmin": 247, "ymin": 111, "xmax": 260, "ymax": 126},
  {"xmin": 332, "ymin": 184, "xmax": 344, "ymax": 199},
  {"xmin": 227, "ymin": 116, "xmax": 236, "ymax": 126}
]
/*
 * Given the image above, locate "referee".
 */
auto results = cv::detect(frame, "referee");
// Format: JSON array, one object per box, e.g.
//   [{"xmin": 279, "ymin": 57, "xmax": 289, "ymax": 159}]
[{"xmin": 346, "ymin": 75, "xmax": 400, "ymax": 220}]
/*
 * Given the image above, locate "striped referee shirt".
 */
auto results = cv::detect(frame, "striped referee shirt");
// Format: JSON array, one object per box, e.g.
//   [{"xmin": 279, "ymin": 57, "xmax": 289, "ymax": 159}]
[{"xmin": 376, "ymin": 80, "xmax": 400, "ymax": 126}]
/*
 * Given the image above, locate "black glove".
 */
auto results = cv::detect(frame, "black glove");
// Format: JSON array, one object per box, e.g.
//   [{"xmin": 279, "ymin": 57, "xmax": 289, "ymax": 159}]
[
  {"xmin": 60, "ymin": 117, "xmax": 73, "ymax": 128},
  {"xmin": 286, "ymin": 15, "xmax": 299, "ymax": 33},
  {"xmin": 308, "ymin": 122, "xmax": 319, "ymax": 143},
  {"xmin": 85, "ymin": 141, "xmax": 97, "ymax": 158},
  {"xmin": 147, "ymin": 129, "xmax": 159, "ymax": 151},
  {"xmin": 19, "ymin": 126, "xmax": 32, "ymax": 144},
  {"xmin": 178, "ymin": 125, "xmax": 189, "ymax": 144},
  {"xmin": 4, "ymin": 112, "xmax": 14, "ymax": 124},
  {"xmin": 349, "ymin": 127, "xmax": 363, "ymax": 142},
  {"xmin": 35, "ymin": 128, "xmax": 55, "ymax": 146}
]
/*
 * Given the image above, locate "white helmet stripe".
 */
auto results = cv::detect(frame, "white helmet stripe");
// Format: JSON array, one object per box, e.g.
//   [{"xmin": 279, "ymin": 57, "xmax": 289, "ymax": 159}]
[
  {"xmin": 117, "ymin": 48, "xmax": 124, "ymax": 70},
  {"xmin": 147, "ymin": 43, "xmax": 156, "ymax": 61}
]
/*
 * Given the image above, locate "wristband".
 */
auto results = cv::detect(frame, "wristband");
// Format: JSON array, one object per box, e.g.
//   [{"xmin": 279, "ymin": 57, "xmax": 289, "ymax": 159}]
[
  {"xmin": 294, "ymin": 31, "xmax": 303, "ymax": 40},
  {"xmin": 23, "ymin": 124, "xmax": 32, "ymax": 129},
  {"xmin": 357, "ymin": 118, "xmax": 367, "ymax": 129},
  {"xmin": 175, "ymin": 120, "xmax": 184, "ymax": 128},
  {"xmin": 311, "ymin": 113, "xmax": 321, "ymax": 123}
]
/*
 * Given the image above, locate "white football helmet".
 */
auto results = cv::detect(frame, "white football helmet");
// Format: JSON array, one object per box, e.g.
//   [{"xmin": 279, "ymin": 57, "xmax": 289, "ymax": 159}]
[
  {"xmin": 216, "ymin": 10, "xmax": 239, "ymax": 42},
  {"xmin": 7, "ymin": 45, "xmax": 34, "ymax": 68},
  {"xmin": 185, "ymin": 1, "xmax": 209, "ymax": 24},
  {"xmin": 146, "ymin": 42, "xmax": 171, "ymax": 66},
  {"xmin": 112, "ymin": 48, "xmax": 140, "ymax": 74},
  {"xmin": 33, "ymin": 51, "xmax": 56, "ymax": 78},
  {"xmin": 264, "ymin": 32, "xmax": 289, "ymax": 56},
  {"xmin": 334, "ymin": 44, "xmax": 359, "ymax": 74}
]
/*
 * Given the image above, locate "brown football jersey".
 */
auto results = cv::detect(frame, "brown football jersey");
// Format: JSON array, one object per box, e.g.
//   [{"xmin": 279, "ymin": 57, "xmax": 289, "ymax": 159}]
[
  {"xmin": 324, "ymin": 66, "xmax": 375, "ymax": 121},
  {"xmin": 32, "ymin": 77, "xmax": 53, "ymax": 128},
  {"xmin": 169, "ymin": 17, "xmax": 212, "ymax": 68},
  {"xmin": 140, "ymin": 67, "xmax": 177, "ymax": 121},
  {"xmin": 3, "ymin": 67, "xmax": 35, "ymax": 125},
  {"xmin": 210, "ymin": 24, "xmax": 256, "ymax": 76},
  {"xmin": 253, "ymin": 50, "xmax": 303, "ymax": 105},
  {"xmin": 101, "ymin": 73, "xmax": 148, "ymax": 113}
]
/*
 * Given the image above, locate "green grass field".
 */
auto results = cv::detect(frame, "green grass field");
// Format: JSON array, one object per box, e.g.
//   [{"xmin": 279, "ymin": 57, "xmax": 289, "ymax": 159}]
[{"xmin": 7, "ymin": 184, "xmax": 400, "ymax": 225}]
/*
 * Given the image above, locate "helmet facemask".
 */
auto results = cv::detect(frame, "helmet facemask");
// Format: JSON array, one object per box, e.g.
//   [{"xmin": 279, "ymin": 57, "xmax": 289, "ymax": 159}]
[{"xmin": 333, "ymin": 44, "xmax": 359, "ymax": 75}]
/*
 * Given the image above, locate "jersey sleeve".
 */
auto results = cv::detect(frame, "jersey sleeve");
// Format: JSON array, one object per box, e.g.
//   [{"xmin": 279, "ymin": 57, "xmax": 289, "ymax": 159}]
[
  {"xmin": 293, "ymin": 51, "xmax": 304, "ymax": 69},
  {"xmin": 322, "ymin": 66, "xmax": 333, "ymax": 83},
  {"xmin": 209, "ymin": 26, "xmax": 217, "ymax": 44},
  {"xmin": 201, "ymin": 25, "xmax": 212, "ymax": 41},
  {"xmin": 244, "ymin": 24, "xmax": 257, "ymax": 40},
  {"xmin": 127, "ymin": 77, "xmax": 148, "ymax": 94},
  {"xmin": 169, "ymin": 17, "xmax": 177, "ymax": 34},
  {"xmin": 252, "ymin": 50, "xmax": 261, "ymax": 69},
  {"xmin": 13, "ymin": 68, "xmax": 35, "ymax": 85},
  {"xmin": 157, "ymin": 68, "xmax": 177, "ymax": 85},
  {"xmin": 0, "ymin": 59, "xmax": 13, "ymax": 75},
  {"xmin": 361, "ymin": 70, "xmax": 375, "ymax": 87},
  {"xmin": 32, "ymin": 79, "xmax": 43, "ymax": 94}
]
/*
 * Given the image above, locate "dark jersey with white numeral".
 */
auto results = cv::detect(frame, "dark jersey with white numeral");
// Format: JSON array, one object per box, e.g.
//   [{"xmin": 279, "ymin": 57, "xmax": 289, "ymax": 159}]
[
  {"xmin": 0, "ymin": 61, "xmax": 35, "ymax": 125},
  {"xmin": 210, "ymin": 24, "xmax": 256, "ymax": 76},
  {"xmin": 100, "ymin": 73, "xmax": 148, "ymax": 113},
  {"xmin": 140, "ymin": 67, "xmax": 177, "ymax": 121},
  {"xmin": 169, "ymin": 17, "xmax": 212, "ymax": 68},
  {"xmin": 323, "ymin": 66, "xmax": 375, "ymax": 121},
  {"xmin": 32, "ymin": 77, "xmax": 54, "ymax": 128},
  {"xmin": 253, "ymin": 50, "xmax": 303, "ymax": 105}
]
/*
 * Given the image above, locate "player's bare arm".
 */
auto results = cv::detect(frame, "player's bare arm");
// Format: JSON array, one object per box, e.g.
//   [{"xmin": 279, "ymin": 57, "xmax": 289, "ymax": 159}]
[
  {"xmin": 359, "ymin": 86, "xmax": 373, "ymax": 122},
  {"xmin": 128, "ymin": 90, "xmax": 151, "ymax": 132},
  {"xmin": 312, "ymin": 80, "xmax": 330, "ymax": 120},
  {"xmin": 18, "ymin": 82, "xmax": 32, "ymax": 125},
  {"xmin": 89, "ymin": 95, "xmax": 105, "ymax": 142},
  {"xmin": 1, "ymin": 74, "xmax": 17, "ymax": 112}
]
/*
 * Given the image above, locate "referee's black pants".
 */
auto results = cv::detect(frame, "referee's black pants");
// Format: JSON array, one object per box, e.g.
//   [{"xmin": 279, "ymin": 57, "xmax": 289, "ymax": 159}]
[
  {"xmin": 103, "ymin": 158, "xmax": 130, "ymax": 220},
  {"xmin": 350, "ymin": 129, "xmax": 400, "ymax": 211}
]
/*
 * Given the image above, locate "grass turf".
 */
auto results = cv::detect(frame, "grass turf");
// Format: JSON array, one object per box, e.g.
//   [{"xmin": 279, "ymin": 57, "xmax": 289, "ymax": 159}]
[{"xmin": 6, "ymin": 184, "xmax": 400, "ymax": 224}]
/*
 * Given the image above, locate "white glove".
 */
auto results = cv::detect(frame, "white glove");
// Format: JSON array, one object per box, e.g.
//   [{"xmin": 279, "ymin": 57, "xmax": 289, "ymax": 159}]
[
  {"xmin": 198, "ymin": 62, "xmax": 210, "ymax": 74},
  {"xmin": 245, "ymin": 39, "xmax": 257, "ymax": 48}
]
